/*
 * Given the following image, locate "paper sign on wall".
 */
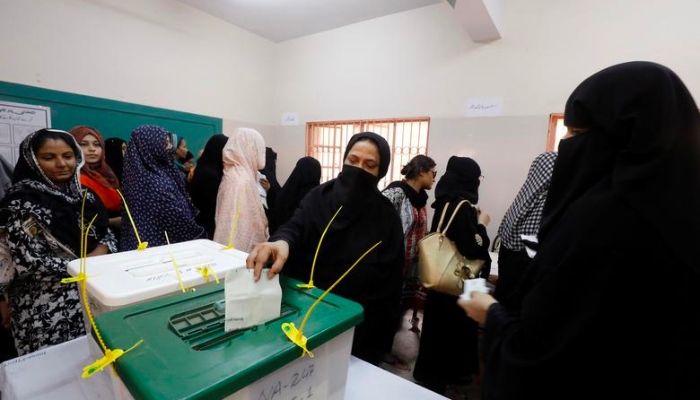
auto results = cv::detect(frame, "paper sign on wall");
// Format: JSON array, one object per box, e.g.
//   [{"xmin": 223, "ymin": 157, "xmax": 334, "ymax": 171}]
[
  {"xmin": 465, "ymin": 97, "xmax": 504, "ymax": 117},
  {"xmin": 0, "ymin": 101, "xmax": 51, "ymax": 165},
  {"xmin": 281, "ymin": 112, "xmax": 300, "ymax": 126}
]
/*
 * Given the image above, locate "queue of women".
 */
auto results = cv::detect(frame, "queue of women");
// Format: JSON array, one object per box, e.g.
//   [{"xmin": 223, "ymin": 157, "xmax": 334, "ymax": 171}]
[{"xmin": 0, "ymin": 61, "xmax": 698, "ymax": 399}]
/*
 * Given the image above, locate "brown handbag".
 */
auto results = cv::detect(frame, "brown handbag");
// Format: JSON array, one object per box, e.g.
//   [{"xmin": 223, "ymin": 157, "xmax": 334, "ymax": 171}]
[{"xmin": 417, "ymin": 200, "xmax": 485, "ymax": 296}]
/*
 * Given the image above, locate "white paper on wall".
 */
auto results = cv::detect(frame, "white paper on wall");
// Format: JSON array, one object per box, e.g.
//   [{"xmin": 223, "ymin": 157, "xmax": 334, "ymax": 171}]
[
  {"xmin": 465, "ymin": 97, "xmax": 504, "ymax": 118},
  {"xmin": 281, "ymin": 112, "xmax": 300, "ymax": 126},
  {"xmin": 0, "ymin": 101, "xmax": 51, "ymax": 166}
]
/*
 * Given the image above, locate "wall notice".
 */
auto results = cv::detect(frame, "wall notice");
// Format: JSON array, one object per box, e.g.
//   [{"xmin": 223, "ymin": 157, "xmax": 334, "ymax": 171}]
[
  {"xmin": 465, "ymin": 97, "xmax": 504, "ymax": 118},
  {"xmin": 0, "ymin": 101, "xmax": 51, "ymax": 165}
]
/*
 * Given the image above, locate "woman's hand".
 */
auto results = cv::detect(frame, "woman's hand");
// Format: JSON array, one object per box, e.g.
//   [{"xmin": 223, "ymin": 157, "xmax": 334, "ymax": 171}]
[
  {"xmin": 86, "ymin": 244, "xmax": 109, "ymax": 257},
  {"xmin": 458, "ymin": 291, "xmax": 497, "ymax": 326},
  {"xmin": 246, "ymin": 240, "xmax": 289, "ymax": 281},
  {"xmin": 259, "ymin": 178, "xmax": 271, "ymax": 193}
]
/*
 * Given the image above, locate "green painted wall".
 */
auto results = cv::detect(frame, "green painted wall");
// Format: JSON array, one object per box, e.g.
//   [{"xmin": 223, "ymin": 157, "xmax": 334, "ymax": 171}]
[{"xmin": 0, "ymin": 81, "xmax": 223, "ymax": 157}]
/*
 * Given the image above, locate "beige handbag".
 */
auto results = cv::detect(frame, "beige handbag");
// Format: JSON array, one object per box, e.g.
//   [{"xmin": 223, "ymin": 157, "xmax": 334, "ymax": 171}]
[{"xmin": 417, "ymin": 200, "xmax": 485, "ymax": 296}]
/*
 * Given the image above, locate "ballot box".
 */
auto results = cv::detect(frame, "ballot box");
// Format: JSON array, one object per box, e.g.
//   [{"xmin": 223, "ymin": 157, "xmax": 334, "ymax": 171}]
[
  {"xmin": 94, "ymin": 275, "xmax": 363, "ymax": 400},
  {"xmin": 67, "ymin": 239, "xmax": 248, "ymax": 317}
]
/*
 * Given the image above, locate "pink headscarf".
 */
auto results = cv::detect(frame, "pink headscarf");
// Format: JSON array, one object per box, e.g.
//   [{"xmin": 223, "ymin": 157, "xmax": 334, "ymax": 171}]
[{"xmin": 213, "ymin": 128, "xmax": 268, "ymax": 252}]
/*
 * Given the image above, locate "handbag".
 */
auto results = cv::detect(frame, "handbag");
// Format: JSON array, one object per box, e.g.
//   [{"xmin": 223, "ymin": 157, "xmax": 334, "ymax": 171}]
[{"xmin": 417, "ymin": 200, "xmax": 485, "ymax": 296}]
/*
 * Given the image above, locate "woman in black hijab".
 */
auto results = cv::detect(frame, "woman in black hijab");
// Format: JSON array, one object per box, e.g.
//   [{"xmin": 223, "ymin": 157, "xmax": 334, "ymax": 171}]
[
  {"xmin": 247, "ymin": 132, "xmax": 405, "ymax": 366},
  {"xmin": 259, "ymin": 147, "xmax": 282, "ymax": 221},
  {"xmin": 268, "ymin": 156, "xmax": 321, "ymax": 235},
  {"xmin": 104, "ymin": 137, "xmax": 127, "ymax": 182},
  {"xmin": 413, "ymin": 156, "xmax": 492, "ymax": 396},
  {"xmin": 189, "ymin": 134, "xmax": 228, "ymax": 238},
  {"xmin": 460, "ymin": 61, "xmax": 700, "ymax": 399}
]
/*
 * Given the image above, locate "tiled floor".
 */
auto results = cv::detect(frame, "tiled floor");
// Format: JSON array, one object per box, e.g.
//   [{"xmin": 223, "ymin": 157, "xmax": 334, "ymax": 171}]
[{"xmin": 377, "ymin": 309, "xmax": 482, "ymax": 400}]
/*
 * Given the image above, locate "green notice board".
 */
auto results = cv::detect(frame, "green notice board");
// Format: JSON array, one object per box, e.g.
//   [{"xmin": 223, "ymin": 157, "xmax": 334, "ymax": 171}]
[{"xmin": 0, "ymin": 81, "xmax": 223, "ymax": 156}]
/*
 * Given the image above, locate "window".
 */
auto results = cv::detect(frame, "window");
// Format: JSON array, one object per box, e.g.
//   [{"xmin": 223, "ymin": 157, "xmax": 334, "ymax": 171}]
[
  {"xmin": 546, "ymin": 113, "xmax": 566, "ymax": 151},
  {"xmin": 306, "ymin": 117, "xmax": 430, "ymax": 187}
]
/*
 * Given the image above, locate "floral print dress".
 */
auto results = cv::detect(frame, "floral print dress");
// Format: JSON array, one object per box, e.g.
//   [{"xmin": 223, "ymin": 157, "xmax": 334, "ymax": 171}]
[{"xmin": 0, "ymin": 129, "xmax": 117, "ymax": 356}]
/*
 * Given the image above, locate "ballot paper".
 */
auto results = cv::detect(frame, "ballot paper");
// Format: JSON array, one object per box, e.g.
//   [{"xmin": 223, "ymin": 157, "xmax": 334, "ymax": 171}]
[
  {"xmin": 521, "ymin": 234, "xmax": 538, "ymax": 258},
  {"xmin": 224, "ymin": 268, "xmax": 282, "ymax": 332},
  {"xmin": 461, "ymin": 278, "xmax": 490, "ymax": 300}
]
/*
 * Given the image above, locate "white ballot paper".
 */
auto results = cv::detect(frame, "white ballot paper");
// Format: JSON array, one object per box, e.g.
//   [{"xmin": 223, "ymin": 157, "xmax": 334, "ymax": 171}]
[
  {"xmin": 461, "ymin": 278, "xmax": 489, "ymax": 300},
  {"xmin": 224, "ymin": 268, "xmax": 282, "ymax": 332}
]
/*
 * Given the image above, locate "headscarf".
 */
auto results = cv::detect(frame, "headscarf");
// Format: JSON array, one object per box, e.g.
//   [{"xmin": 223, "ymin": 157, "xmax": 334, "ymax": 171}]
[
  {"xmin": 260, "ymin": 147, "xmax": 281, "ymax": 194},
  {"xmin": 189, "ymin": 134, "xmax": 228, "ymax": 238},
  {"xmin": 213, "ymin": 128, "xmax": 268, "ymax": 251},
  {"xmin": 539, "ymin": 61, "xmax": 700, "ymax": 271},
  {"xmin": 120, "ymin": 125, "xmax": 204, "ymax": 250},
  {"xmin": 316, "ymin": 131, "xmax": 391, "ymax": 231},
  {"xmin": 0, "ymin": 129, "xmax": 104, "ymax": 254},
  {"xmin": 271, "ymin": 132, "xmax": 404, "ymax": 364},
  {"xmin": 69, "ymin": 126, "xmax": 120, "ymax": 189},
  {"xmin": 432, "ymin": 156, "xmax": 481, "ymax": 209},
  {"xmin": 269, "ymin": 156, "xmax": 321, "ymax": 234},
  {"xmin": 498, "ymin": 151, "xmax": 557, "ymax": 251},
  {"xmin": 104, "ymin": 137, "xmax": 126, "ymax": 182}
]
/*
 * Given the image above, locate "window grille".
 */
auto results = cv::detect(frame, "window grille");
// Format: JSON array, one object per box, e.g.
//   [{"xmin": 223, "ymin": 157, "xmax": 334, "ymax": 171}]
[{"xmin": 306, "ymin": 117, "xmax": 430, "ymax": 187}]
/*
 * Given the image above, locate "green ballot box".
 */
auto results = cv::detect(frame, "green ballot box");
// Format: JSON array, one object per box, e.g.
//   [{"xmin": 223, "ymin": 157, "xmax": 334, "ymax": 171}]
[{"xmin": 93, "ymin": 275, "xmax": 363, "ymax": 400}]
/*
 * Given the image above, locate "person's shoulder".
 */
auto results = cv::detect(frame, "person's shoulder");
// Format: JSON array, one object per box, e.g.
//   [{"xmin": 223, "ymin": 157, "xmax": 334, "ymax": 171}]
[{"xmin": 381, "ymin": 185, "xmax": 404, "ymax": 199}]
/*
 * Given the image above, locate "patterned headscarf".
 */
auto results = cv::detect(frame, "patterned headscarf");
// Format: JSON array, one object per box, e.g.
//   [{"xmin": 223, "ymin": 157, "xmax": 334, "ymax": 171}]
[
  {"xmin": 69, "ymin": 126, "xmax": 120, "ymax": 189},
  {"xmin": 11, "ymin": 128, "xmax": 84, "ymax": 199},
  {"xmin": 0, "ymin": 128, "xmax": 107, "ymax": 254},
  {"xmin": 498, "ymin": 151, "xmax": 557, "ymax": 251},
  {"xmin": 213, "ymin": 128, "xmax": 268, "ymax": 251},
  {"xmin": 120, "ymin": 125, "xmax": 204, "ymax": 250}
]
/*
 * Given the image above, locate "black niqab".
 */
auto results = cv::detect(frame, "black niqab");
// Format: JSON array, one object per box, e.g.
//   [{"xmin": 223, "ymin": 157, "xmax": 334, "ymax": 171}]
[
  {"xmin": 432, "ymin": 156, "xmax": 480, "ymax": 208},
  {"xmin": 190, "ymin": 134, "xmax": 228, "ymax": 238},
  {"xmin": 539, "ymin": 61, "xmax": 700, "ymax": 271}
]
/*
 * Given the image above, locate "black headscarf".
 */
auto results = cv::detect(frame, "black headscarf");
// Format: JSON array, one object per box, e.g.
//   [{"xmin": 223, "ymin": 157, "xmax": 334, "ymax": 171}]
[
  {"xmin": 318, "ymin": 131, "xmax": 392, "ymax": 231},
  {"xmin": 189, "ymin": 134, "xmax": 228, "ymax": 238},
  {"xmin": 539, "ymin": 61, "xmax": 700, "ymax": 271},
  {"xmin": 0, "ymin": 129, "xmax": 105, "ymax": 254},
  {"xmin": 104, "ymin": 137, "xmax": 126, "ymax": 183},
  {"xmin": 269, "ymin": 156, "xmax": 321, "ymax": 234},
  {"xmin": 259, "ymin": 147, "xmax": 281, "ymax": 194},
  {"xmin": 432, "ymin": 156, "xmax": 481, "ymax": 209},
  {"xmin": 272, "ymin": 132, "xmax": 403, "ymax": 364}
]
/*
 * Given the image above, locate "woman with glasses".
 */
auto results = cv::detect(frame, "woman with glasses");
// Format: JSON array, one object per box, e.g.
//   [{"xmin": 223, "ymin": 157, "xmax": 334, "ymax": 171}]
[
  {"xmin": 413, "ymin": 156, "xmax": 492, "ymax": 398},
  {"xmin": 0, "ymin": 129, "xmax": 117, "ymax": 355},
  {"xmin": 382, "ymin": 155, "xmax": 436, "ymax": 342}
]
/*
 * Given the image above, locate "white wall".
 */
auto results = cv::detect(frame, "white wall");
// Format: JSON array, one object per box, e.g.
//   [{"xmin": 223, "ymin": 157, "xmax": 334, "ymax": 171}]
[
  {"xmin": 271, "ymin": 0, "xmax": 700, "ymax": 239},
  {"xmin": 4, "ymin": 0, "xmax": 700, "ymax": 239},
  {"xmin": 0, "ymin": 0, "xmax": 276, "ymax": 126}
]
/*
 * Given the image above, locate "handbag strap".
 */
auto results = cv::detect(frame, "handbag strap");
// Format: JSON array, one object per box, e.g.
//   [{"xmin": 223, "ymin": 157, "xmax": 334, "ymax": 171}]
[{"xmin": 436, "ymin": 200, "xmax": 470, "ymax": 234}]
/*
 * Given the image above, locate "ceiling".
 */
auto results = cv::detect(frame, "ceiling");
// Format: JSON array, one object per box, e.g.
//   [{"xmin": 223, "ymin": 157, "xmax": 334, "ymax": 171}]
[{"xmin": 176, "ymin": 0, "xmax": 443, "ymax": 43}]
